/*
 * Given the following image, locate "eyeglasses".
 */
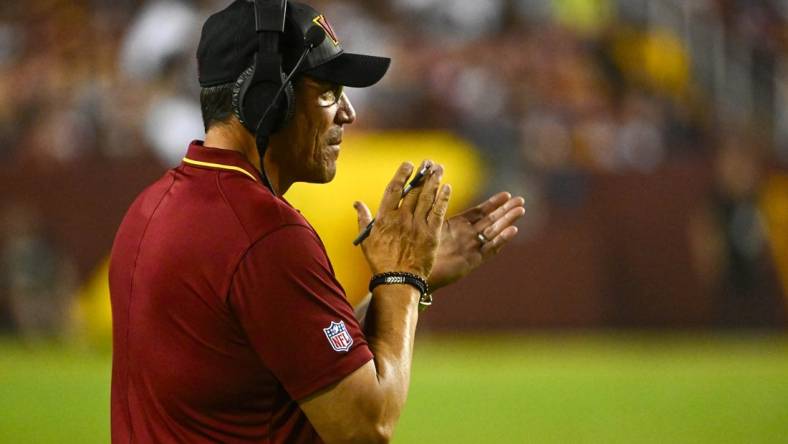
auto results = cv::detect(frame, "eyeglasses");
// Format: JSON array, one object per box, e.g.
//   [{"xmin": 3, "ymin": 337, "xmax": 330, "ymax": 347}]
[
  {"xmin": 302, "ymin": 77, "xmax": 345, "ymax": 107},
  {"xmin": 316, "ymin": 84, "xmax": 344, "ymax": 107}
]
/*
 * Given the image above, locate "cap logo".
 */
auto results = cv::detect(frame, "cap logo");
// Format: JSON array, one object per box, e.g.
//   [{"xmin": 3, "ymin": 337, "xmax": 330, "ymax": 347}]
[{"xmin": 313, "ymin": 15, "xmax": 340, "ymax": 46}]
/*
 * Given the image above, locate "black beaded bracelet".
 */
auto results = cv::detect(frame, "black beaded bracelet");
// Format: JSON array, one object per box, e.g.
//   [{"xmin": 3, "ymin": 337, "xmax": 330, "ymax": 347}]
[{"xmin": 369, "ymin": 272, "xmax": 432, "ymax": 311}]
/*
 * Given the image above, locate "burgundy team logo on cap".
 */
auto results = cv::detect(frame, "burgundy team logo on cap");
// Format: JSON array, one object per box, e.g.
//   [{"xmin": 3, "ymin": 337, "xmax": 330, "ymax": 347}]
[
  {"xmin": 313, "ymin": 14, "xmax": 340, "ymax": 46},
  {"xmin": 323, "ymin": 320, "xmax": 353, "ymax": 352}
]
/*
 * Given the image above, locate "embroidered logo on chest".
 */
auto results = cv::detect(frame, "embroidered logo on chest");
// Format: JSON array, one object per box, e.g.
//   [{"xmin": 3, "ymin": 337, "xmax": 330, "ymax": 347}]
[{"xmin": 323, "ymin": 320, "xmax": 353, "ymax": 352}]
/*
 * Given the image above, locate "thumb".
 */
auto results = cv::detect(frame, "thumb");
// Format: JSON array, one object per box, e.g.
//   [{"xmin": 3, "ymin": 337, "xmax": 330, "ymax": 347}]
[{"xmin": 353, "ymin": 201, "xmax": 373, "ymax": 230}]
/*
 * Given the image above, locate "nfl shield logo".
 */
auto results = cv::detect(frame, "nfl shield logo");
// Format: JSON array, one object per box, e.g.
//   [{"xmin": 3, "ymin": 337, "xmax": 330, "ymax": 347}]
[{"xmin": 323, "ymin": 320, "xmax": 353, "ymax": 352}]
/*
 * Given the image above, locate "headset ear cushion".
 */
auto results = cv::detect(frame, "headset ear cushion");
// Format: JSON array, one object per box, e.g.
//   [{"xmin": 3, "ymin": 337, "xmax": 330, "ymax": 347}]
[
  {"xmin": 231, "ymin": 64, "xmax": 293, "ymax": 135},
  {"xmin": 277, "ymin": 80, "xmax": 296, "ymax": 131},
  {"xmin": 232, "ymin": 65, "xmax": 256, "ymax": 132}
]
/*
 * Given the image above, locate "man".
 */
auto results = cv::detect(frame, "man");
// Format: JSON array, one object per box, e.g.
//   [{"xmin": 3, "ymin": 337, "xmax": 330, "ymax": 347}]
[{"xmin": 109, "ymin": 1, "xmax": 525, "ymax": 443}]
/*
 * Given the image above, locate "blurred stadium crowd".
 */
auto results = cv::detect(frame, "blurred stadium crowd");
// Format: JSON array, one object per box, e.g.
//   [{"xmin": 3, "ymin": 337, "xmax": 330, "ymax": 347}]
[{"xmin": 1, "ymin": 0, "xmax": 787, "ymax": 339}]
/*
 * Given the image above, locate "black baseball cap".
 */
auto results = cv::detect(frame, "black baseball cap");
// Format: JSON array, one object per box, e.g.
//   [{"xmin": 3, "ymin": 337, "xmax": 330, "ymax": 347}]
[{"xmin": 197, "ymin": 0, "xmax": 390, "ymax": 88}]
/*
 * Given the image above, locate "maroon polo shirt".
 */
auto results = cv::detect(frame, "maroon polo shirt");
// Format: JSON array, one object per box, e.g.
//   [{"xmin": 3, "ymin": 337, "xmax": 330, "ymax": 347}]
[{"xmin": 109, "ymin": 141, "xmax": 372, "ymax": 443}]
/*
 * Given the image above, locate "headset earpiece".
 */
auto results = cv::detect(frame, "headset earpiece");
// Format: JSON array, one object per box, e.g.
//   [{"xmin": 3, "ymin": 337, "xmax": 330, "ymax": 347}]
[
  {"xmin": 232, "ymin": 58, "xmax": 295, "ymax": 135},
  {"xmin": 232, "ymin": 65, "xmax": 256, "ymax": 130},
  {"xmin": 232, "ymin": 0, "xmax": 321, "ymax": 175}
]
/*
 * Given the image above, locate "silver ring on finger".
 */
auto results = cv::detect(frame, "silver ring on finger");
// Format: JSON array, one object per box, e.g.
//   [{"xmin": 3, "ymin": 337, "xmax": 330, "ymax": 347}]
[{"xmin": 477, "ymin": 232, "xmax": 488, "ymax": 245}]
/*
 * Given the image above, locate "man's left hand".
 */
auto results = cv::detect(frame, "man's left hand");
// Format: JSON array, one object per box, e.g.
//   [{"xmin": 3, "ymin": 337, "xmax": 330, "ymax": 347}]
[{"xmin": 428, "ymin": 192, "xmax": 525, "ymax": 290}]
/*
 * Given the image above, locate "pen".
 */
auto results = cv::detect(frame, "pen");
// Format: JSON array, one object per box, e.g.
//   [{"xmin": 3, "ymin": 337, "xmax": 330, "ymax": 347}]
[{"xmin": 353, "ymin": 164, "xmax": 431, "ymax": 246}]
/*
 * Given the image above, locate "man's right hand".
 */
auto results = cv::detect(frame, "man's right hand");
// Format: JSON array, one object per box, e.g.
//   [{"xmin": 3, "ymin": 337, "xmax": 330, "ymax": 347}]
[
  {"xmin": 302, "ymin": 162, "xmax": 449, "ymax": 443},
  {"xmin": 353, "ymin": 161, "xmax": 451, "ymax": 279}
]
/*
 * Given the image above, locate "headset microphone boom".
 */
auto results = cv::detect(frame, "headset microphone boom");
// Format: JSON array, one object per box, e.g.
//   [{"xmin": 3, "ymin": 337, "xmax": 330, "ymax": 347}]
[{"xmin": 254, "ymin": 25, "xmax": 327, "ymax": 152}]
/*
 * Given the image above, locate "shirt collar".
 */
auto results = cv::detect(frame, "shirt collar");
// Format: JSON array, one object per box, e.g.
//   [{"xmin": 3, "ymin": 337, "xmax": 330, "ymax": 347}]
[{"xmin": 182, "ymin": 140, "xmax": 263, "ymax": 184}]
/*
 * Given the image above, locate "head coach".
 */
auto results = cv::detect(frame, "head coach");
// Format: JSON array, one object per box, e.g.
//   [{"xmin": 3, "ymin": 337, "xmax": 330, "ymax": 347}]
[{"xmin": 108, "ymin": 0, "xmax": 525, "ymax": 442}]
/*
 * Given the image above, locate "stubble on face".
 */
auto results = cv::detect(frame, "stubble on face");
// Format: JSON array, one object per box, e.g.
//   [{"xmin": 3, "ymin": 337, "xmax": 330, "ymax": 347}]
[
  {"xmin": 271, "ymin": 77, "xmax": 348, "ymax": 185},
  {"xmin": 316, "ymin": 125, "xmax": 343, "ymax": 182},
  {"xmin": 298, "ymin": 99, "xmax": 341, "ymax": 184}
]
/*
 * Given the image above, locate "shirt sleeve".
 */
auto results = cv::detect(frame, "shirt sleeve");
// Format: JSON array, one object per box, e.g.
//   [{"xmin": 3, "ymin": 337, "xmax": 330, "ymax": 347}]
[{"xmin": 229, "ymin": 224, "xmax": 373, "ymax": 400}]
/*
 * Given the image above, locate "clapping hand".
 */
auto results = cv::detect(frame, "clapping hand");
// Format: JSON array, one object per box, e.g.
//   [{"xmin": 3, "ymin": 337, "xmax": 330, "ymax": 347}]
[{"xmin": 428, "ymin": 192, "xmax": 525, "ymax": 290}]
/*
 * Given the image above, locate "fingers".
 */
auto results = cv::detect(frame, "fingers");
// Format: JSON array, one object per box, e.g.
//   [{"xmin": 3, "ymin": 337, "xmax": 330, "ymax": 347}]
[
  {"xmin": 378, "ymin": 162, "xmax": 414, "ymax": 216},
  {"xmin": 400, "ymin": 160, "xmax": 433, "ymax": 214},
  {"xmin": 476, "ymin": 192, "xmax": 512, "ymax": 220},
  {"xmin": 481, "ymin": 225, "xmax": 518, "ymax": 257},
  {"xmin": 414, "ymin": 164, "xmax": 444, "ymax": 222},
  {"xmin": 456, "ymin": 192, "xmax": 512, "ymax": 224},
  {"xmin": 427, "ymin": 184, "xmax": 452, "ymax": 230},
  {"xmin": 479, "ymin": 205, "xmax": 525, "ymax": 242},
  {"xmin": 353, "ymin": 201, "xmax": 373, "ymax": 230},
  {"xmin": 473, "ymin": 196, "xmax": 525, "ymax": 233},
  {"xmin": 475, "ymin": 196, "xmax": 525, "ymax": 259}
]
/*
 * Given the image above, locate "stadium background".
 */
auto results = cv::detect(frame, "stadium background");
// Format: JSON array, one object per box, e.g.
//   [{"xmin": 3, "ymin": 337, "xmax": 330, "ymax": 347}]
[{"xmin": 1, "ymin": 0, "xmax": 787, "ymax": 442}]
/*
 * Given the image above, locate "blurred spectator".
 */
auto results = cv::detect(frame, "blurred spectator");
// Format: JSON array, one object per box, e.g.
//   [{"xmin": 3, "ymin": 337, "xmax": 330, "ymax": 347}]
[
  {"xmin": 613, "ymin": 91, "xmax": 666, "ymax": 172},
  {"xmin": 689, "ymin": 133, "xmax": 785, "ymax": 327},
  {"xmin": 119, "ymin": 0, "xmax": 200, "ymax": 82},
  {"xmin": 0, "ymin": 204, "xmax": 77, "ymax": 340},
  {"xmin": 392, "ymin": 0, "xmax": 506, "ymax": 42}
]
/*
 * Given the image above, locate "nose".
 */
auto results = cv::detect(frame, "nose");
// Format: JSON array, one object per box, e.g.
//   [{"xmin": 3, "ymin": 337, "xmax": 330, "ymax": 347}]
[{"xmin": 335, "ymin": 92, "xmax": 356, "ymax": 125}]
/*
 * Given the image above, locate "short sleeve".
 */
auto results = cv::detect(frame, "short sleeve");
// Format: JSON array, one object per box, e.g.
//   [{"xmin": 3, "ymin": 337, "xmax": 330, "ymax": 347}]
[{"xmin": 229, "ymin": 224, "xmax": 373, "ymax": 400}]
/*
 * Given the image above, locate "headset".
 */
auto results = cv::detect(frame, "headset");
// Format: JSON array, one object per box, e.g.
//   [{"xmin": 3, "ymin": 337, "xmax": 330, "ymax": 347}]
[{"xmin": 232, "ymin": 0, "xmax": 326, "ymax": 167}]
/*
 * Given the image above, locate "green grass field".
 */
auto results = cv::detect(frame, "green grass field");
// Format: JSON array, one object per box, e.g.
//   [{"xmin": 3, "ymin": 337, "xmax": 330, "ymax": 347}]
[{"xmin": 1, "ymin": 333, "xmax": 787, "ymax": 443}]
